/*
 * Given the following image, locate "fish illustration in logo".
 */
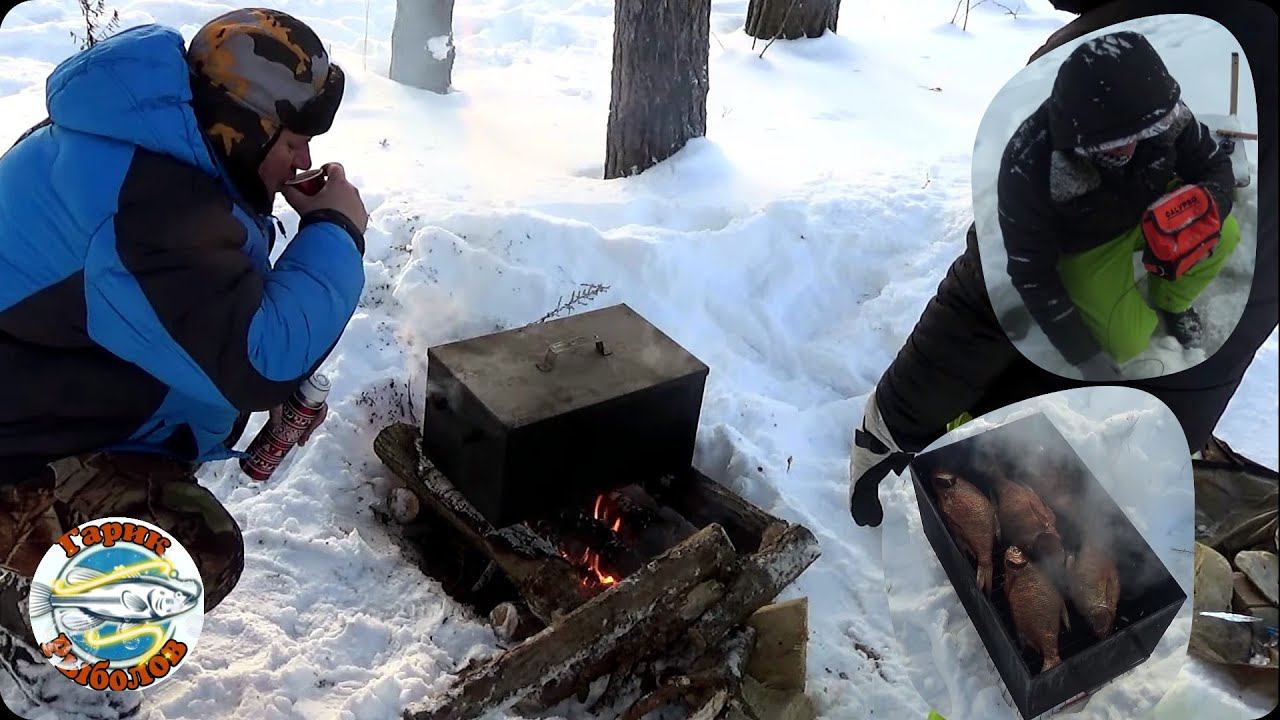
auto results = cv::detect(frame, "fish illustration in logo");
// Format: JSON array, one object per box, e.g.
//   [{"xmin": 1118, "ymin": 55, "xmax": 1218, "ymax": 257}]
[{"xmin": 29, "ymin": 566, "xmax": 202, "ymax": 633}]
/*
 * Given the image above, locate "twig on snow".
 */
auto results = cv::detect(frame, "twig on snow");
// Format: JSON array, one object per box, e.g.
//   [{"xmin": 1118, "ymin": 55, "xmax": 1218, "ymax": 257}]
[
  {"xmin": 536, "ymin": 283, "xmax": 612, "ymax": 323},
  {"xmin": 759, "ymin": 0, "xmax": 802, "ymax": 59}
]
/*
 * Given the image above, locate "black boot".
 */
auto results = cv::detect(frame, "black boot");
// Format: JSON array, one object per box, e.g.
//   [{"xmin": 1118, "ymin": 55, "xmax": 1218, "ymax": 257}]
[
  {"xmin": 1162, "ymin": 306, "xmax": 1203, "ymax": 348},
  {"xmin": 0, "ymin": 568, "xmax": 35, "ymax": 649}
]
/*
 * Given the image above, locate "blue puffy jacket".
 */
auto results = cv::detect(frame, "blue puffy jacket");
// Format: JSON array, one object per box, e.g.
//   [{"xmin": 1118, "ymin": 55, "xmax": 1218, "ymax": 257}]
[{"xmin": 0, "ymin": 25, "xmax": 365, "ymax": 475}]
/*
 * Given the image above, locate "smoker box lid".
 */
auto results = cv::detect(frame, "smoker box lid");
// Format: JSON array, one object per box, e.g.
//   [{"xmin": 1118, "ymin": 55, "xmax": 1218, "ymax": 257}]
[{"xmin": 427, "ymin": 304, "xmax": 709, "ymax": 428}]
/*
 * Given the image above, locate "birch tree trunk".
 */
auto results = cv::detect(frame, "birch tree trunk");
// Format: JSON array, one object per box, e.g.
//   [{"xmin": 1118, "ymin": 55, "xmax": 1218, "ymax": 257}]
[{"xmin": 390, "ymin": 0, "xmax": 457, "ymax": 93}]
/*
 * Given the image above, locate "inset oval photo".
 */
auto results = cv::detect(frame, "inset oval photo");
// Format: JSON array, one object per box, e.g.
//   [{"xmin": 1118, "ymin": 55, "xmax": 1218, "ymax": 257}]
[
  {"xmin": 881, "ymin": 387, "xmax": 1195, "ymax": 720},
  {"xmin": 973, "ymin": 16, "xmax": 1258, "ymax": 381}
]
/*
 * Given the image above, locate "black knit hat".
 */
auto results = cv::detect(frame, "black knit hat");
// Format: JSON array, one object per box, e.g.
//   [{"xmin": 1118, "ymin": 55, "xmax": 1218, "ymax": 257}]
[{"xmin": 1048, "ymin": 31, "xmax": 1181, "ymax": 152}]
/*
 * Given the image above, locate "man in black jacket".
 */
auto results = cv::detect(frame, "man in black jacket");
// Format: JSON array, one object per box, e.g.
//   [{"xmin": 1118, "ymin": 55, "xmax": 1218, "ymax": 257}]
[
  {"xmin": 999, "ymin": 31, "xmax": 1240, "ymax": 377},
  {"xmin": 849, "ymin": 3, "xmax": 1276, "ymax": 529}
]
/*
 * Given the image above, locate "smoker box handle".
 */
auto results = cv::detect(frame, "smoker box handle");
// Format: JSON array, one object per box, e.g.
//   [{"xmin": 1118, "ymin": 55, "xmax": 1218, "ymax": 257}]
[{"xmin": 536, "ymin": 334, "xmax": 612, "ymax": 372}]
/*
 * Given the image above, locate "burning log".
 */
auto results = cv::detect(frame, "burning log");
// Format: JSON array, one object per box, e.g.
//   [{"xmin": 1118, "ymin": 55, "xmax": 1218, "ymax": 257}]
[
  {"xmin": 541, "ymin": 486, "xmax": 702, "ymax": 592},
  {"xmin": 532, "ymin": 523, "xmax": 821, "ymax": 711},
  {"xmin": 407, "ymin": 524, "xmax": 737, "ymax": 720},
  {"xmin": 647, "ymin": 470, "xmax": 785, "ymax": 554},
  {"xmin": 376, "ymin": 423, "xmax": 823, "ymax": 720},
  {"xmin": 605, "ymin": 485, "xmax": 700, "ymax": 557},
  {"xmin": 375, "ymin": 423, "xmax": 585, "ymax": 623},
  {"xmin": 537, "ymin": 503, "xmax": 648, "ymax": 588}
]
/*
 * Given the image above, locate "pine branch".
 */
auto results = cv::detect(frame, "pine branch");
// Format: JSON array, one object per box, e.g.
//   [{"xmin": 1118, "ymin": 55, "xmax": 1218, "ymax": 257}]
[{"xmin": 536, "ymin": 283, "xmax": 612, "ymax": 323}]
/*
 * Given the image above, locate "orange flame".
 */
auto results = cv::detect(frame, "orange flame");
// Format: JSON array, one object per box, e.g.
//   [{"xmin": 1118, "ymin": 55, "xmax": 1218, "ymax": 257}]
[
  {"xmin": 594, "ymin": 494, "xmax": 623, "ymax": 533},
  {"xmin": 585, "ymin": 549, "xmax": 617, "ymax": 586},
  {"xmin": 560, "ymin": 494, "xmax": 625, "ymax": 589}
]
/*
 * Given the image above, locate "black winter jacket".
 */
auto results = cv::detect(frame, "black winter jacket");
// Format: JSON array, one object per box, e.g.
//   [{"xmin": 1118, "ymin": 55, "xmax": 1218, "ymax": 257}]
[{"xmin": 996, "ymin": 32, "xmax": 1237, "ymax": 365}]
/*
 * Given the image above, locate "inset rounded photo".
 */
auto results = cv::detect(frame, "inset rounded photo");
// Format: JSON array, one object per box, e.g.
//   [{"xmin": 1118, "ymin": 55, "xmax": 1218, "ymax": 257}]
[
  {"xmin": 879, "ymin": 386, "xmax": 1196, "ymax": 720},
  {"xmin": 973, "ymin": 16, "xmax": 1259, "ymax": 381}
]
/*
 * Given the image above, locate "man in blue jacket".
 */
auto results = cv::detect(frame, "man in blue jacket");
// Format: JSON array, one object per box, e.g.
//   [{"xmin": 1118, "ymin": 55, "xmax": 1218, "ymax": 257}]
[{"xmin": 0, "ymin": 9, "xmax": 366, "ymax": 708}]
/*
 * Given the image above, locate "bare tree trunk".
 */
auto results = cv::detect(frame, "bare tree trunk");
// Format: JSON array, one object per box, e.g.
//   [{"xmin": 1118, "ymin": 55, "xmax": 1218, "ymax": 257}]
[
  {"xmin": 745, "ymin": 0, "xmax": 839, "ymax": 41},
  {"xmin": 390, "ymin": 0, "xmax": 457, "ymax": 93},
  {"xmin": 604, "ymin": 0, "xmax": 711, "ymax": 179}
]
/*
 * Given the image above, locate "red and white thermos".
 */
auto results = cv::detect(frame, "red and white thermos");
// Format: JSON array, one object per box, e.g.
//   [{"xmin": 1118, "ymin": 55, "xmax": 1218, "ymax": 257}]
[{"xmin": 240, "ymin": 374, "xmax": 330, "ymax": 481}]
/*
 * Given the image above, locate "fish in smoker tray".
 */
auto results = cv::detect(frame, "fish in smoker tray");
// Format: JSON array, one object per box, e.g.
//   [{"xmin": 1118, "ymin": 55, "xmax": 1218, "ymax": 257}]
[
  {"xmin": 931, "ymin": 470, "xmax": 1000, "ymax": 596},
  {"xmin": 1066, "ymin": 540, "xmax": 1121, "ymax": 638},
  {"xmin": 991, "ymin": 472, "xmax": 1065, "ymax": 568},
  {"xmin": 1029, "ymin": 462, "xmax": 1085, "ymax": 533},
  {"xmin": 1003, "ymin": 546, "xmax": 1071, "ymax": 673}
]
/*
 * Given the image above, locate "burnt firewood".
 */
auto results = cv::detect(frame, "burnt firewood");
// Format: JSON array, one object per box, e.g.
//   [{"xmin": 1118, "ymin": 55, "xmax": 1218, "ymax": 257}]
[
  {"xmin": 595, "ymin": 524, "xmax": 820, "ymax": 706},
  {"xmin": 606, "ymin": 485, "xmax": 700, "ymax": 557},
  {"xmin": 682, "ymin": 523, "xmax": 821, "ymax": 660},
  {"xmin": 406, "ymin": 524, "xmax": 737, "ymax": 720},
  {"xmin": 621, "ymin": 625, "xmax": 757, "ymax": 720},
  {"xmin": 536, "ymin": 507, "xmax": 648, "ymax": 581},
  {"xmin": 646, "ymin": 470, "xmax": 785, "ymax": 554},
  {"xmin": 375, "ymin": 424, "xmax": 585, "ymax": 623}
]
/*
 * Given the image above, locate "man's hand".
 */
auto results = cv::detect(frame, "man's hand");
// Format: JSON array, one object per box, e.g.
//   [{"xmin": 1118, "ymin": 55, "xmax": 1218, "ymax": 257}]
[
  {"xmin": 268, "ymin": 403, "xmax": 328, "ymax": 446},
  {"xmin": 282, "ymin": 162, "xmax": 369, "ymax": 234}
]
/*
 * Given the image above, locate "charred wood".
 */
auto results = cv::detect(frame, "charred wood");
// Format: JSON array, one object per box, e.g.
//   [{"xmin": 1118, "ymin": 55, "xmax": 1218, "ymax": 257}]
[
  {"xmin": 646, "ymin": 470, "xmax": 785, "ymax": 554},
  {"xmin": 375, "ymin": 423, "xmax": 584, "ymax": 623},
  {"xmin": 407, "ymin": 524, "xmax": 737, "ymax": 720}
]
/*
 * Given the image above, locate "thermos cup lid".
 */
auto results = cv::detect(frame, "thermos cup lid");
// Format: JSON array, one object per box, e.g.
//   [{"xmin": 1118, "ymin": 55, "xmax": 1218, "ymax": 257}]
[{"xmin": 299, "ymin": 374, "xmax": 331, "ymax": 405}]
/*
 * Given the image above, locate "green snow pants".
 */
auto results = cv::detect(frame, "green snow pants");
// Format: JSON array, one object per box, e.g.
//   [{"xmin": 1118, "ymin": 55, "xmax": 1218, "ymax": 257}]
[{"xmin": 1056, "ymin": 213, "xmax": 1241, "ymax": 364}]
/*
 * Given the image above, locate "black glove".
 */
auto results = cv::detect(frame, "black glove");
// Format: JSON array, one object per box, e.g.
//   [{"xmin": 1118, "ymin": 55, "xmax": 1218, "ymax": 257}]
[{"xmin": 849, "ymin": 428, "xmax": 914, "ymax": 528}]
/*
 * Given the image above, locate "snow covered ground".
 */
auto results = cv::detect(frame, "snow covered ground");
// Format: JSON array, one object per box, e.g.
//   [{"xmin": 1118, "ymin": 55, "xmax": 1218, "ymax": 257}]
[
  {"xmin": 1, "ymin": 0, "xmax": 1276, "ymax": 719},
  {"xmin": 883, "ymin": 387, "xmax": 1195, "ymax": 720},
  {"xmin": 972, "ymin": 14, "xmax": 1260, "ymax": 381}
]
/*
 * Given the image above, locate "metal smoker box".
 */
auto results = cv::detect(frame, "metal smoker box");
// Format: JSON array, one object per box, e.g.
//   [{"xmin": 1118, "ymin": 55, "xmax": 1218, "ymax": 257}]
[
  {"xmin": 421, "ymin": 304, "xmax": 710, "ymax": 527},
  {"xmin": 908, "ymin": 413, "xmax": 1187, "ymax": 719}
]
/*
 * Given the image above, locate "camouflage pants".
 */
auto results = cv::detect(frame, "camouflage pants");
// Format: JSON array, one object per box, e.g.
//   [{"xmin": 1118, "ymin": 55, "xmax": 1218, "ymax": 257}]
[{"xmin": 0, "ymin": 453, "xmax": 243, "ymax": 646}]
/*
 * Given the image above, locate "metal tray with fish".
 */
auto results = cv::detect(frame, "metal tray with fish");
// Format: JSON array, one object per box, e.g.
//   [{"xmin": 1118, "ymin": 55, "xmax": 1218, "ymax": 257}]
[{"xmin": 908, "ymin": 412, "xmax": 1187, "ymax": 720}]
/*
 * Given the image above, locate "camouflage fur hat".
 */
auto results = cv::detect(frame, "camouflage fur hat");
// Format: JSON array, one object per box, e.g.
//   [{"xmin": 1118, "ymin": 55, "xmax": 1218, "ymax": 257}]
[{"xmin": 186, "ymin": 8, "xmax": 343, "ymax": 206}]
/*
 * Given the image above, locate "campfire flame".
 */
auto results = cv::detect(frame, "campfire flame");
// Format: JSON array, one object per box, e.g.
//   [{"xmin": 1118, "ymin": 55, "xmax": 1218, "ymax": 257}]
[
  {"xmin": 583, "ymin": 549, "xmax": 617, "ymax": 587},
  {"xmin": 561, "ymin": 493, "xmax": 624, "ymax": 590},
  {"xmin": 595, "ymin": 495, "xmax": 622, "ymax": 533}
]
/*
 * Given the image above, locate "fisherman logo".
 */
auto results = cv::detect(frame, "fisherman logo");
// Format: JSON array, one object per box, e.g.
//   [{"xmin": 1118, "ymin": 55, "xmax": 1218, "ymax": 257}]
[{"xmin": 27, "ymin": 516, "xmax": 204, "ymax": 691}]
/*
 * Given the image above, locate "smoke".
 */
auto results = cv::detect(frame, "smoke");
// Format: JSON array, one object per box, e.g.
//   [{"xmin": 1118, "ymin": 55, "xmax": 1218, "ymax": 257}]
[{"xmin": 423, "ymin": 375, "xmax": 466, "ymax": 415}]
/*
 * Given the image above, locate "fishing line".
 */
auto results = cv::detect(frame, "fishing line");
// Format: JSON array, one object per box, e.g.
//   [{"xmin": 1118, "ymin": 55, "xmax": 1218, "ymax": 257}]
[{"xmin": 1094, "ymin": 260, "xmax": 1169, "ymax": 377}]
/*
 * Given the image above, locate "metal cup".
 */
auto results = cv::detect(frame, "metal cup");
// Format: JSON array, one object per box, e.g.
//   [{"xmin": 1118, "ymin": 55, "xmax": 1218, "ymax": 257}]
[{"xmin": 285, "ymin": 168, "xmax": 326, "ymax": 196}]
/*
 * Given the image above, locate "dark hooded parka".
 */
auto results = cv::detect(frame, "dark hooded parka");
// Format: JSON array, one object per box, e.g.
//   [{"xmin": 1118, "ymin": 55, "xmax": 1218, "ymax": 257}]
[
  {"xmin": 871, "ymin": 2, "xmax": 1275, "ymax": 460},
  {"xmin": 996, "ymin": 31, "xmax": 1236, "ymax": 365}
]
